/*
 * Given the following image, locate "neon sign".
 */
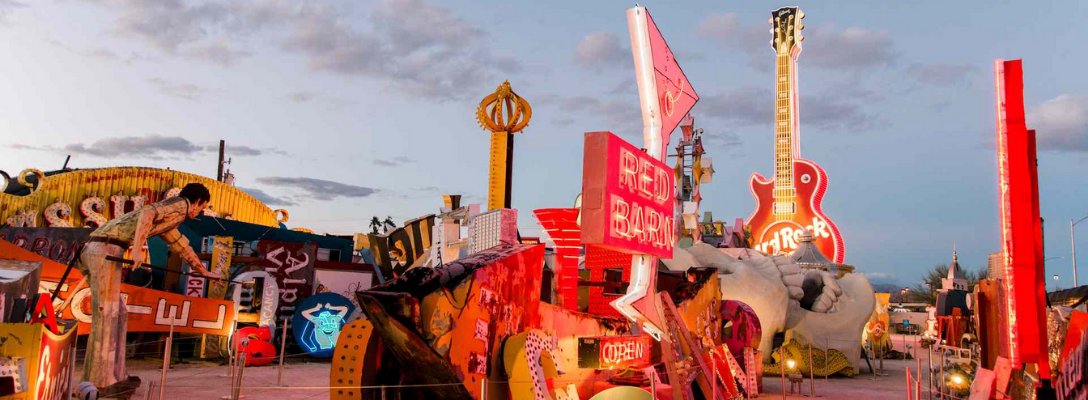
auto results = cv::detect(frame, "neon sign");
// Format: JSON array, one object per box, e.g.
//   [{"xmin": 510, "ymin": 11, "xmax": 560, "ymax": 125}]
[
  {"xmin": 581, "ymin": 131, "xmax": 675, "ymax": 259},
  {"xmin": 291, "ymin": 292, "xmax": 355, "ymax": 358},
  {"xmin": 753, "ymin": 216, "xmax": 831, "ymax": 254},
  {"xmin": 577, "ymin": 335, "xmax": 653, "ymax": 369}
]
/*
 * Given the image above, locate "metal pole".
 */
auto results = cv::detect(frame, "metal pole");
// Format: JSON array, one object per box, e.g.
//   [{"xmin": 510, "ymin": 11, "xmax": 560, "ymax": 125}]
[
  {"xmin": 916, "ymin": 357, "xmax": 922, "ymax": 400},
  {"xmin": 67, "ymin": 336, "xmax": 77, "ymax": 400},
  {"xmin": 1073, "ymin": 219, "xmax": 1079, "ymax": 287},
  {"xmin": 940, "ymin": 349, "xmax": 945, "ymax": 400},
  {"xmin": 780, "ymin": 346, "xmax": 787, "ymax": 399},
  {"xmin": 233, "ymin": 352, "xmax": 247, "ymax": 400},
  {"xmin": 145, "ymin": 381, "xmax": 156, "ymax": 400},
  {"xmin": 159, "ymin": 317, "xmax": 174, "ymax": 400},
  {"xmin": 217, "ymin": 140, "xmax": 225, "ymax": 182},
  {"xmin": 928, "ymin": 344, "xmax": 933, "ymax": 400},
  {"xmin": 650, "ymin": 369, "xmax": 657, "ymax": 399},
  {"xmin": 907, "ymin": 366, "xmax": 913, "ymax": 400},
  {"xmin": 825, "ymin": 338, "xmax": 829, "ymax": 381},
  {"xmin": 713, "ymin": 356, "xmax": 719, "ymax": 400},
  {"xmin": 480, "ymin": 377, "xmax": 487, "ymax": 400},
  {"xmin": 809, "ymin": 337, "xmax": 815, "ymax": 396},
  {"xmin": 276, "ymin": 322, "xmax": 288, "ymax": 386}
]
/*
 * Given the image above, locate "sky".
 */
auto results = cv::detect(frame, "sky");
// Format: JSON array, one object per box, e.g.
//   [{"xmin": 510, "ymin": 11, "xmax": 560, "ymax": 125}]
[{"xmin": 0, "ymin": 0, "xmax": 1086, "ymax": 289}]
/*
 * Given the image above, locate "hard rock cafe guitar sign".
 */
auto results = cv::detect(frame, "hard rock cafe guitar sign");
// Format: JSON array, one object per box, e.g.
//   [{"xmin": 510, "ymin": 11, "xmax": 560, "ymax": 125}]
[{"xmin": 746, "ymin": 7, "xmax": 845, "ymax": 263}]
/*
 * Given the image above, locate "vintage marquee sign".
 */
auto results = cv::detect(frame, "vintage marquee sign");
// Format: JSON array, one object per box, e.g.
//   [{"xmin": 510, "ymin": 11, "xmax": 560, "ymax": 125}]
[
  {"xmin": 0, "ymin": 167, "xmax": 283, "ymax": 228},
  {"xmin": 581, "ymin": 131, "xmax": 675, "ymax": 259},
  {"xmin": 36, "ymin": 262, "xmax": 234, "ymax": 336}
]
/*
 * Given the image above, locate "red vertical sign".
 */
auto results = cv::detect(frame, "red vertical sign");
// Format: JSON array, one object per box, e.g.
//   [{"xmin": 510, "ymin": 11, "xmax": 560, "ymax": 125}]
[{"xmin": 994, "ymin": 59, "xmax": 1048, "ymax": 376}]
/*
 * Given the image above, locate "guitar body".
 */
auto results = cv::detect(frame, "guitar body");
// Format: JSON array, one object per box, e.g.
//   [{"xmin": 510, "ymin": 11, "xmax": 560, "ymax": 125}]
[{"xmin": 746, "ymin": 158, "xmax": 845, "ymax": 263}]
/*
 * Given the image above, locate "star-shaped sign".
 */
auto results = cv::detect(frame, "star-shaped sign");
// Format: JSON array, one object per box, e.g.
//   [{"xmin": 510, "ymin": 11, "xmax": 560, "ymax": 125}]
[{"xmin": 645, "ymin": 7, "xmax": 699, "ymax": 156}]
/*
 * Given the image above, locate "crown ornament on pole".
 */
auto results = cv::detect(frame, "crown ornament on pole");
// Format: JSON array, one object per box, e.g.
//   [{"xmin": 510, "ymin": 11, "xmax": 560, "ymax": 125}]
[
  {"xmin": 476, "ymin": 80, "xmax": 532, "ymax": 134},
  {"xmin": 477, "ymin": 80, "xmax": 531, "ymax": 210}
]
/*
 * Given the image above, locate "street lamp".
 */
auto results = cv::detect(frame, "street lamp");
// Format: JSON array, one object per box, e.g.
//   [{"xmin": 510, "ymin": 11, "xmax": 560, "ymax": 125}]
[{"xmin": 1073, "ymin": 216, "xmax": 1088, "ymax": 287}]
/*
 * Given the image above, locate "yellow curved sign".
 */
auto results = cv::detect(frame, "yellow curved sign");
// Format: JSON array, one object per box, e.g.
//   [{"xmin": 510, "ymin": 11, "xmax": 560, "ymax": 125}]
[{"xmin": 1, "ymin": 167, "xmax": 281, "ymax": 227}]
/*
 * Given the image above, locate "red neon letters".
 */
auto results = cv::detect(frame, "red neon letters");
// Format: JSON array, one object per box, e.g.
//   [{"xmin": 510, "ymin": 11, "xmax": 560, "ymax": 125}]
[
  {"xmin": 599, "ymin": 335, "xmax": 652, "ymax": 369},
  {"xmin": 581, "ymin": 131, "xmax": 675, "ymax": 258}
]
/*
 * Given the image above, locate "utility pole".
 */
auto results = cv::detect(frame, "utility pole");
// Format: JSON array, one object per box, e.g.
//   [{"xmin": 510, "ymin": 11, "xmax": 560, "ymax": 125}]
[{"xmin": 217, "ymin": 140, "xmax": 225, "ymax": 182}]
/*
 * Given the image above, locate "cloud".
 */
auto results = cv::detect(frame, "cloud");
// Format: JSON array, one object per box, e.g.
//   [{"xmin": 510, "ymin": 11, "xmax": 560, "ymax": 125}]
[
  {"xmin": 84, "ymin": 0, "xmax": 517, "ymax": 100},
  {"xmin": 555, "ymin": 95, "xmax": 642, "ymax": 134},
  {"xmin": 574, "ymin": 31, "xmax": 628, "ymax": 70},
  {"xmin": 255, "ymin": 176, "xmax": 378, "ymax": 201},
  {"xmin": 147, "ymin": 77, "xmax": 209, "ymax": 101},
  {"xmin": 286, "ymin": 91, "xmax": 355, "ymax": 109},
  {"xmin": 863, "ymin": 272, "xmax": 897, "ymax": 282},
  {"xmin": 698, "ymin": 14, "xmax": 895, "ymax": 71},
  {"xmin": 46, "ymin": 39, "xmax": 157, "ymax": 64},
  {"xmin": 1027, "ymin": 94, "xmax": 1088, "ymax": 151},
  {"xmin": 279, "ymin": 0, "xmax": 519, "ymax": 100},
  {"xmin": 9, "ymin": 134, "xmax": 203, "ymax": 159},
  {"xmin": 202, "ymin": 144, "xmax": 267, "ymax": 157},
  {"xmin": 906, "ymin": 63, "xmax": 977, "ymax": 86},
  {"xmin": 238, "ymin": 187, "xmax": 298, "ymax": 206},
  {"xmin": 701, "ymin": 85, "xmax": 881, "ymax": 131},
  {"xmin": 0, "ymin": 0, "xmax": 26, "ymax": 25},
  {"xmin": 803, "ymin": 27, "xmax": 896, "ymax": 70},
  {"xmin": 288, "ymin": 92, "xmax": 315, "ymax": 103},
  {"xmin": 607, "ymin": 78, "xmax": 636, "ymax": 95},
  {"xmin": 372, "ymin": 156, "xmax": 414, "ymax": 167},
  {"xmin": 11, "ymin": 135, "xmax": 281, "ymax": 159},
  {"xmin": 704, "ymin": 131, "xmax": 743, "ymax": 148}
]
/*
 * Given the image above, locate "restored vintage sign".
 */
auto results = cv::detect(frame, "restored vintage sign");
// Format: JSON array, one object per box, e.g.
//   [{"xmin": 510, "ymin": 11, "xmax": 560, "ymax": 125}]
[
  {"xmin": 255, "ymin": 240, "xmax": 317, "ymax": 324},
  {"xmin": 207, "ymin": 236, "xmax": 233, "ymax": 300},
  {"xmin": 0, "ymin": 323, "xmax": 77, "ymax": 400},
  {"xmin": 581, "ymin": 131, "xmax": 675, "ymax": 259},
  {"xmin": 291, "ymin": 292, "xmax": 355, "ymax": 358}
]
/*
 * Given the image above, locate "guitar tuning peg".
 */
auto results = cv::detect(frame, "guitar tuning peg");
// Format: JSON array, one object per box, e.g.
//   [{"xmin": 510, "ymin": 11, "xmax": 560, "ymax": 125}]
[
  {"xmin": 768, "ymin": 17, "xmax": 773, "ymax": 24},
  {"xmin": 797, "ymin": 23, "xmax": 804, "ymax": 30},
  {"xmin": 798, "ymin": 10, "xmax": 805, "ymax": 19},
  {"xmin": 798, "ymin": 34, "xmax": 804, "ymax": 42}
]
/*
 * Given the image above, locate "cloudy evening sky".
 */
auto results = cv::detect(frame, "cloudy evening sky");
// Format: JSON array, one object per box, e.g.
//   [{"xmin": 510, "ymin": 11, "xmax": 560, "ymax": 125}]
[{"xmin": 1, "ymin": 0, "xmax": 1086, "ymax": 289}]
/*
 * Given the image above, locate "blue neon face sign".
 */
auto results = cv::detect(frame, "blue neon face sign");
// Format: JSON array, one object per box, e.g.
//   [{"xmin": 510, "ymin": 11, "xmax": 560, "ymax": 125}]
[{"xmin": 291, "ymin": 292, "xmax": 356, "ymax": 357}]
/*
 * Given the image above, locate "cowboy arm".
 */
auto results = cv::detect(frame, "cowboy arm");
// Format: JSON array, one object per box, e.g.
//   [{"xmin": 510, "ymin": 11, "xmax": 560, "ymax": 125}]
[
  {"xmin": 162, "ymin": 229, "xmax": 218, "ymax": 278},
  {"xmin": 129, "ymin": 207, "xmax": 158, "ymax": 267}
]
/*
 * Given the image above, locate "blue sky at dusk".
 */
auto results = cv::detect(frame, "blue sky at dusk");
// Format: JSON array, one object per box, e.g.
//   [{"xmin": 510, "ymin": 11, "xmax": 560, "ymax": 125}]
[{"xmin": 1, "ymin": 0, "xmax": 1086, "ymax": 289}]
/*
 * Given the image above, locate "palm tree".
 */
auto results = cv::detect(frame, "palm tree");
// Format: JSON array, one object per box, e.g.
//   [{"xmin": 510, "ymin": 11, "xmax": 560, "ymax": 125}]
[
  {"xmin": 369, "ymin": 217, "xmax": 382, "ymax": 234},
  {"xmin": 383, "ymin": 216, "xmax": 396, "ymax": 233}
]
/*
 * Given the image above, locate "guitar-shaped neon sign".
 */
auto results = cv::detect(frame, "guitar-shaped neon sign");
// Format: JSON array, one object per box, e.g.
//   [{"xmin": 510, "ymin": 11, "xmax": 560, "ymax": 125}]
[{"xmin": 746, "ymin": 7, "xmax": 845, "ymax": 263}]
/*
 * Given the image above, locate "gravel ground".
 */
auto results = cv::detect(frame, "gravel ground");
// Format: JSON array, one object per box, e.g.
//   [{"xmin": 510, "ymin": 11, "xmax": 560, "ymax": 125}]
[{"xmin": 77, "ymin": 334, "xmax": 930, "ymax": 399}]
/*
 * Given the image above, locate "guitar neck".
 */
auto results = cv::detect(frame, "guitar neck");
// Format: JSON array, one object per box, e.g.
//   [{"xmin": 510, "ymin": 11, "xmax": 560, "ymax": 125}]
[{"xmin": 774, "ymin": 52, "xmax": 798, "ymax": 200}]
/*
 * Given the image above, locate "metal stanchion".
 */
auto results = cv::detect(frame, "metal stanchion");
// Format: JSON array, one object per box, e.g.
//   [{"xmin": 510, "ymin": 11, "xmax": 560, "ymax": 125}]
[
  {"xmin": 780, "ymin": 346, "xmax": 787, "ymax": 399},
  {"xmin": 939, "ymin": 349, "xmax": 945, "ymax": 400},
  {"xmin": 480, "ymin": 377, "xmax": 487, "ymax": 400},
  {"xmin": 713, "ymin": 357, "xmax": 718, "ymax": 400},
  {"xmin": 276, "ymin": 323, "xmax": 288, "ymax": 386},
  {"xmin": 916, "ymin": 357, "xmax": 922, "ymax": 400},
  {"xmin": 928, "ymin": 344, "xmax": 933, "ymax": 400},
  {"xmin": 825, "ymin": 338, "xmax": 830, "ymax": 381},
  {"xmin": 650, "ymin": 369, "xmax": 657, "ymax": 399},
  {"xmin": 808, "ymin": 337, "xmax": 816, "ymax": 396},
  {"xmin": 233, "ymin": 352, "xmax": 247, "ymax": 400},
  {"xmin": 158, "ymin": 317, "xmax": 174, "ymax": 400},
  {"xmin": 907, "ymin": 366, "xmax": 913, "ymax": 400},
  {"xmin": 145, "ymin": 381, "xmax": 156, "ymax": 400},
  {"xmin": 381, "ymin": 386, "xmax": 387, "ymax": 400}
]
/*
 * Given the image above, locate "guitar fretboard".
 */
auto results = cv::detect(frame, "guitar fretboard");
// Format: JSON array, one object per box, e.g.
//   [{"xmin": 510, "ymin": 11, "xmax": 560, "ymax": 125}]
[{"xmin": 774, "ymin": 52, "xmax": 797, "ymax": 212}]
